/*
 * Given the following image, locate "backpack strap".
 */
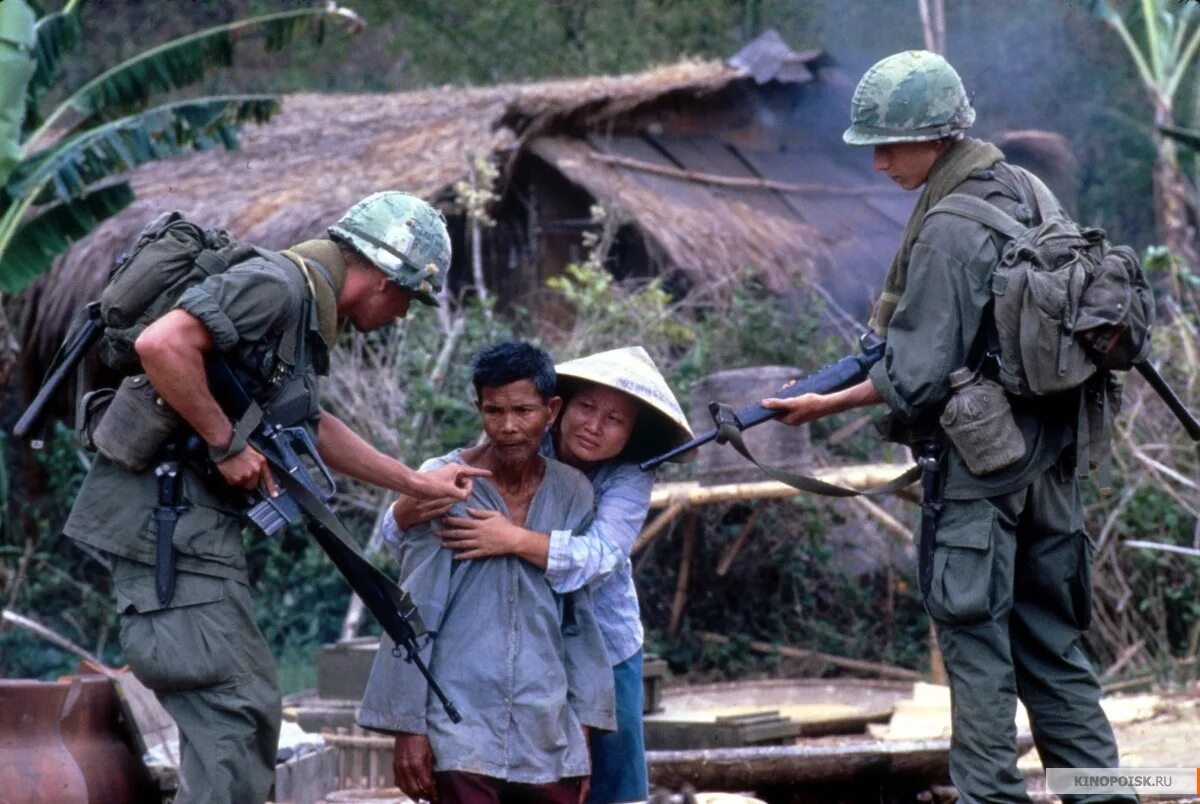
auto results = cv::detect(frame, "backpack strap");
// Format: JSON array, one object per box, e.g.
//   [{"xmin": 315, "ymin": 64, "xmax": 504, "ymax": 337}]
[
  {"xmin": 1007, "ymin": 164, "xmax": 1063, "ymax": 223},
  {"xmin": 925, "ymin": 193, "xmax": 1028, "ymax": 240}
]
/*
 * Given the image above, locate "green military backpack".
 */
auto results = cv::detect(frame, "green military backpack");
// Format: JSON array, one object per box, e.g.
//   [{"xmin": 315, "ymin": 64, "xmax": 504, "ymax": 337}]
[
  {"xmin": 927, "ymin": 168, "xmax": 1155, "ymax": 398},
  {"xmin": 97, "ymin": 212, "xmax": 280, "ymax": 374}
]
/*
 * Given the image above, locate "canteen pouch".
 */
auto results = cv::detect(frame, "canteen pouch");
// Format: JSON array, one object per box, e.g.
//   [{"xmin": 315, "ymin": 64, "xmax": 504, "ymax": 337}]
[
  {"xmin": 75, "ymin": 387, "xmax": 116, "ymax": 452},
  {"xmin": 939, "ymin": 369, "xmax": 1026, "ymax": 476},
  {"xmin": 91, "ymin": 374, "xmax": 183, "ymax": 472}
]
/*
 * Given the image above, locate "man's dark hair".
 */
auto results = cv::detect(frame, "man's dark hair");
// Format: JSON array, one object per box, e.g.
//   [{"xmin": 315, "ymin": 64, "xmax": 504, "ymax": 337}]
[{"xmin": 471, "ymin": 342, "xmax": 556, "ymax": 401}]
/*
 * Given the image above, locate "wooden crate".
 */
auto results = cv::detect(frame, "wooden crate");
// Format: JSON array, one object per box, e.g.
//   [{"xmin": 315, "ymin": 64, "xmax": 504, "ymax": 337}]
[
  {"xmin": 322, "ymin": 726, "xmax": 394, "ymax": 792},
  {"xmin": 644, "ymin": 710, "xmax": 801, "ymax": 750},
  {"xmin": 643, "ymin": 654, "xmax": 669, "ymax": 714},
  {"xmin": 315, "ymin": 639, "xmax": 382, "ymax": 702}
]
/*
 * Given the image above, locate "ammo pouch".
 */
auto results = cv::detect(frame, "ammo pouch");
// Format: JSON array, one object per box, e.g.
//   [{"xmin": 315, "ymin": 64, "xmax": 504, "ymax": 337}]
[
  {"xmin": 75, "ymin": 387, "xmax": 115, "ymax": 453},
  {"xmin": 90, "ymin": 375, "xmax": 183, "ymax": 472},
  {"xmin": 939, "ymin": 367, "xmax": 1025, "ymax": 476}
]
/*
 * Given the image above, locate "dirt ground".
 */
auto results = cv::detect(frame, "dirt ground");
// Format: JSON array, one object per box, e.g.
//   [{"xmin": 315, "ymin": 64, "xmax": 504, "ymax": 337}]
[{"xmin": 1020, "ymin": 690, "xmax": 1200, "ymax": 802}]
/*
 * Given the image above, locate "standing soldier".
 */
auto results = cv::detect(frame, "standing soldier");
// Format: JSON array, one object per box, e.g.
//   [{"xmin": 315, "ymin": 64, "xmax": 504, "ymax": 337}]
[
  {"xmin": 763, "ymin": 52, "xmax": 1134, "ymax": 803},
  {"xmin": 63, "ymin": 192, "xmax": 487, "ymax": 804}
]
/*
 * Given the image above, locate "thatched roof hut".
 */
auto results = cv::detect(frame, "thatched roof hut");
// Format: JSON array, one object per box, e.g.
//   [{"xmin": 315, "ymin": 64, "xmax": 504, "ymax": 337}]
[{"xmin": 26, "ymin": 36, "xmax": 916, "ymax": 379}]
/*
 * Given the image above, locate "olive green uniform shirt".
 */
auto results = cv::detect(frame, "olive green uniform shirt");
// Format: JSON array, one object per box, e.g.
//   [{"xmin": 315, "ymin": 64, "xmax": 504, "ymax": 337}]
[
  {"xmin": 867, "ymin": 165, "xmax": 1075, "ymax": 500},
  {"xmin": 64, "ymin": 253, "xmax": 334, "ymax": 583}
]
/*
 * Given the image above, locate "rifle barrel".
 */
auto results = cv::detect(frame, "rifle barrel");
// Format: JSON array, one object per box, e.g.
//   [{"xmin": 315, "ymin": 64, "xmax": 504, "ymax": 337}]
[
  {"xmin": 1135, "ymin": 360, "xmax": 1200, "ymax": 441},
  {"xmin": 15, "ymin": 314, "xmax": 105, "ymax": 440}
]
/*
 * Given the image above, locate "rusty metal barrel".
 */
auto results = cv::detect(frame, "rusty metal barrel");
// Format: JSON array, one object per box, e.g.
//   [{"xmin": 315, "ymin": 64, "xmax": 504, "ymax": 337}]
[{"xmin": 689, "ymin": 366, "xmax": 812, "ymax": 487}]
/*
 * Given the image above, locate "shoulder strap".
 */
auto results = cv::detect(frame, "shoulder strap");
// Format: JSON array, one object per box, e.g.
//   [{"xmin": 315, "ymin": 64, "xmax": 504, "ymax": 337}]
[
  {"xmin": 1006, "ymin": 164, "xmax": 1062, "ymax": 223},
  {"xmin": 925, "ymin": 193, "xmax": 1028, "ymax": 240}
]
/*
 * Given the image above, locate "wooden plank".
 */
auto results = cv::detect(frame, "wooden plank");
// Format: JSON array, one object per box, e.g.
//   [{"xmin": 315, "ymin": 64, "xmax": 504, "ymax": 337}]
[
  {"xmin": 273, "ymin": 745, "xmax": 339, "ymax": 804},
  {"xmin": 105, "ymin": 667, "xmax": 179, "ymax": 772}
]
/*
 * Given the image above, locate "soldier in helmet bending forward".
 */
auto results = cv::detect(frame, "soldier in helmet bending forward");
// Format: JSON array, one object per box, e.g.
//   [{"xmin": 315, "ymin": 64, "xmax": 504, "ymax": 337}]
[
  {"xmin": 63, "ymin": 192, "xmax": 489, "ymax": 804},
  {"xmin": 763, "ymin": 52, "xmax": 1134, "ymax": 803}
]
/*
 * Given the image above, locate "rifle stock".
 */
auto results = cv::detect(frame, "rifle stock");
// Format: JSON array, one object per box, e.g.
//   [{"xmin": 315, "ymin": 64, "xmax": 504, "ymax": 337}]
[{"xmin": 640, "ymin": 334, "xmax": 886, "ymax": 472}]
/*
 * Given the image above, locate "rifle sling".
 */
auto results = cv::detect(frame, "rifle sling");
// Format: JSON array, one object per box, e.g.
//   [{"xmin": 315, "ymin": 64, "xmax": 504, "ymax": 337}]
[
  {"xmin": 258, "ymin": 453, "xmax": 463, "ymax": 722},
  {"xmin": 259, "ymin": 452, "xmax": 428, "ymax": 642},
  {"xmin": 714, "ymin": 416, "xmax": 921, "ymax": 497}
]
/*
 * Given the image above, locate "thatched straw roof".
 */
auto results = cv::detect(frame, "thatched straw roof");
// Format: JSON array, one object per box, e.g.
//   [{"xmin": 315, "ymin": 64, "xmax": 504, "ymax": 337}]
[
  {"xmin": 27, "ymin": 59, "xmax": 762, "ymax": 361},
  {"xmin": 528, "ymin": 137, "xmax": 824, "ymax": 295}
]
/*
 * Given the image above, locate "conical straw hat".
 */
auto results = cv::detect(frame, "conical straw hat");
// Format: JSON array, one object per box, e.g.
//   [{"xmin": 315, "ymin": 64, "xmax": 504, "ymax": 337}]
[{"xmin": 555, "ymin": 346, "xmax": 695, "ymax": 463}]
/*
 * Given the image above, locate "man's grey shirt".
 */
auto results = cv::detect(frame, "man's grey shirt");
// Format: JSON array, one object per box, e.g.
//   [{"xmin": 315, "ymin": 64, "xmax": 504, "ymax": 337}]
[{"xmin": 357, "ymin": 449, "xmax": 616, "ymax": 783}]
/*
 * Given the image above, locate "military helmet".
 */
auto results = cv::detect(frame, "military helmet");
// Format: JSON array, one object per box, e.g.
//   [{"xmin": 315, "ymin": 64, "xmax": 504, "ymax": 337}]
[
  {"xmin": 843, "ymin": 50, "xmax": 975, "ymax": 146},
  {"xmin": 329, "ymin": 191, "xmax": 450, "ymax": 306}
]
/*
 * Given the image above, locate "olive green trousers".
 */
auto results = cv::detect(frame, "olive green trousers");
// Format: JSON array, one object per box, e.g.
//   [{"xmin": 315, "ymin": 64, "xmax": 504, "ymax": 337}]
[
  {"xmin": 926, "ymin": 465, "xmax": 1136, "ymax": 804},
  {"xmin": 112, "ymin": 559, "xmax": 280, "ymax": 804}
]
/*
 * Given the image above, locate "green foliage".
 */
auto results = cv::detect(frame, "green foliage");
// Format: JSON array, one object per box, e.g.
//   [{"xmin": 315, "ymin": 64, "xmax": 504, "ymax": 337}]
[
  {"xmin": 640, "ymin": 500, "xmax": 929, "ymax": 679},
  {"xmin": 24, "ymin": 6, "xmax": 82, "ymax": 131},
  {"xmin": 247, "ymin": 524, "xmax": 355, "ymax": 694},
  {"xmin": 545, "ymin": 263, "xmax": 693, "ymax": 361},
  {"xmin": 0, "ymin": 2, "xmax": 358, "ymax": 293},
  {"xmin": 0, "ymin": 425, "xmax": 117, "ymax": 679},
  {"xmin": 670, "ymin": 276, "xmax": 840, "ymax": 392},
  {"xmin": 1, "ymin": 96, "xmax": 277, "ymax": 291}
]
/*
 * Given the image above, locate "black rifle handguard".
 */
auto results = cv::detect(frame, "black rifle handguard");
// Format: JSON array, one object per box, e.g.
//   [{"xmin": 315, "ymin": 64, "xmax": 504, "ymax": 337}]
[{"xmin": 640, "ymin": 333, "xmax": 886, "ymax": 472}]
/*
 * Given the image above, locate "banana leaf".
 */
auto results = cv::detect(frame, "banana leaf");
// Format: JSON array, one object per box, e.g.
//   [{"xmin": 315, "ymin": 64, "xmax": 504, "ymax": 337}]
[
  {"xmin": 0, "ymin": 0, "xmax": 37, "ymax": 185},
  {"xmin": 0, "ymin": 181, "xmax": 132, "ymax": 292},
  {"xmin": 27, "ymin": 6, "xmax": 358, "ymax": 147},
  {"xmin": 7, "ymin": 95, "xmax": 277, "ymax": 205},
  {"xmin": 22, "ymin": 5, "xmax": 84, "ymax": 134},
  {"xmin": 0, "ymin": 95, "xmax": 279, "ymax": 291}
]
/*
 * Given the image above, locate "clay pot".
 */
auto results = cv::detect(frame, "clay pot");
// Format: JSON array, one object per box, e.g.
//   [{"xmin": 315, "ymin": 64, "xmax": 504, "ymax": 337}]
[
  {"xmin": 0, "ymin": 680, "xmax": 89, "ymax": 803},
  {"xmin": 59, "ymin": 675, "xmax": 159, "ymax": 803},
  {"xmin": 0, "ymin": 675, "xmax": 158, "ymax": 804}
]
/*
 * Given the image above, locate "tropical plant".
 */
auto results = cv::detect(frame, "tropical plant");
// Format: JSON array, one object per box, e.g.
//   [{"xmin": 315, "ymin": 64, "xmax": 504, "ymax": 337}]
[
  {"xmin": 0, "ymin": 0, "xmax": 363, "ymax": 294},
  {"xmin": 1086, "ymin": 0, "xmax": 1200, "ymax": 311}
]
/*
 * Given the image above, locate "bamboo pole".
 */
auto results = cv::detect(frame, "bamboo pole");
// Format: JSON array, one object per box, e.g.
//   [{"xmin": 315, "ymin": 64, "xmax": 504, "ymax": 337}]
[
  {"xmin": 632, "ymin": 499, "xmax": 686, "ymax": 555},
  {"xmin": 648, "ymin": 463, "xmax": 918, "ymax": 509},
  {"xmin": 696, "ymin": 632, "xmax": 921, "ymax": 681},
  {"xmin": 589, "ymin": 152, "xmax": 900, "ymax": 196},
  {"xmin": 928, "ymin": 624, "xmax": 947, "ymax": 685},
  {"xmin": 851, "ymin": 496, "xmax": 913, "ymax": 543},
  {"xmin": 669, "ymin": 512, "xmax": 700, "ymax": 636},
  {"xmin": 715, "ymin": 500, "xmax": 769, "ymax": 576}
]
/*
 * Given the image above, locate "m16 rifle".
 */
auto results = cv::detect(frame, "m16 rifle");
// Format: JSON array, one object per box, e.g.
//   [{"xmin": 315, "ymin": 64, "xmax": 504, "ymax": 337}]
[
  {"xmin": 203, "ymin": 354, "xmax": 462, "ymax": 723},
  {"xmin": 14, "ymin": 303, "xmax": 461, "ymax": 722},
  {"xmin": 640, "ymin": 332, "xmax": 887, "ymax": 474}
]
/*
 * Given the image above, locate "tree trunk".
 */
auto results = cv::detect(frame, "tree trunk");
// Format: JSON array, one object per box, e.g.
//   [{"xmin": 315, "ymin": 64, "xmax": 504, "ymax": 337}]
[
  {"xmin": 1152, "ymin": 95, "xmax": 1199, "ymax": 309},
  {"xmin": 0, "ymin": 295, "xmax": 17, "ymax": 387}
]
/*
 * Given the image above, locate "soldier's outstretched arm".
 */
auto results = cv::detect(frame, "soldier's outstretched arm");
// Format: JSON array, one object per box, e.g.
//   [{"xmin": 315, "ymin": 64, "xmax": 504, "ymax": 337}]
[
  {"xmin": 316, "ymin": 412, "xmax": 490, "ymax": 501},
  {"xmin": 135, "ymin": 309, "xmax": 277, "ymax": 494},
  {"xmin": 762, "ymin": 378, "xmax": 884, "ymax": 427}
]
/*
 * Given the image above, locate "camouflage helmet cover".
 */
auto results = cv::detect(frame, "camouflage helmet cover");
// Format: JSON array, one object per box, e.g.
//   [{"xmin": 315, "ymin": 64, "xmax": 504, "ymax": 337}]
[
  {"xmin": 328, "ymin": 191, "xmax": 450, "ymax": 306},
  {"xmin": 843, "ymin": 50, "xmax": 975, "ymax": 146}
]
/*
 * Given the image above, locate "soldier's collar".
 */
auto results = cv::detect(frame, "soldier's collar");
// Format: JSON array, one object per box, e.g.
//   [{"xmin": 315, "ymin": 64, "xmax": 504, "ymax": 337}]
[{"xmin": 286, "ymin": 239, "xmax": 346, "ymax": 349}]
